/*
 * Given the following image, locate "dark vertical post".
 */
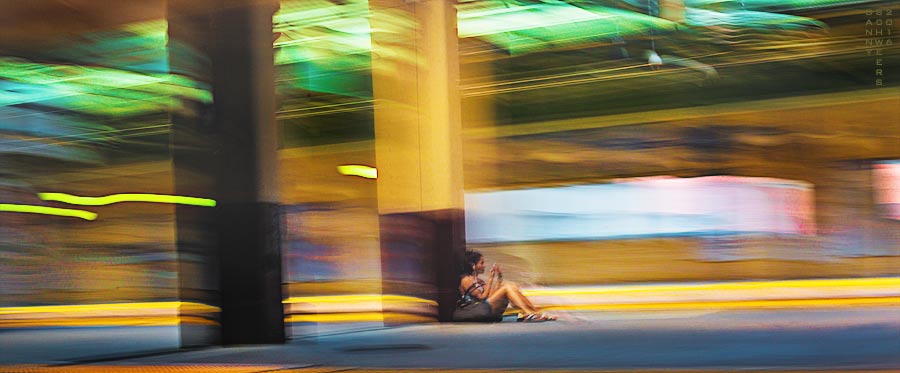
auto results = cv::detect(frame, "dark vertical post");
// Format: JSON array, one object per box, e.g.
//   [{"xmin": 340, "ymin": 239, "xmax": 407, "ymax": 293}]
[
  {"xmin": 210, "ymin": 0, "xmax": 284, "ymax": 344},
  {"xmin": 169, "ymin": 0, "xmax": 284, "ymax": 345}
]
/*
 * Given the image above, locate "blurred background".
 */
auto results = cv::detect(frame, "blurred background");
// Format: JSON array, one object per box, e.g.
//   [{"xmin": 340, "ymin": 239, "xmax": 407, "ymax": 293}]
[{"xmin": 0, "ymin": 0, "xmax": 898, "ymax": 348}]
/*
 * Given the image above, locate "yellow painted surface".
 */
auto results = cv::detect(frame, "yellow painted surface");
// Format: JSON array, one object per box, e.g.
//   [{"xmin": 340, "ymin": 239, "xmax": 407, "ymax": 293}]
[
  {"xmin": 0, "ymin": 316, "xmax": 217, "ymax": 328},
  {"xmin": 284, "ymin": 294, "xmax": 436, "ymax": 305},
  {"xmin": 0, "ymin": 302, "xmax": 218, "ymax": 328},
  {"xmin": 544, "ymin": 297, "xmax": 900, "ymax": 311},
  {"xmin": 286, "ymin": 312, "xmax": 434, "ymax": 323}
]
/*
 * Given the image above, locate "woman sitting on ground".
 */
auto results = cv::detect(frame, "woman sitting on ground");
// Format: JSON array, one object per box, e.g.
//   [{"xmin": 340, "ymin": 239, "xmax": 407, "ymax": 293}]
[{"xmin": 453, "ymin": 250, "xmax": 555, "ymax": 322}]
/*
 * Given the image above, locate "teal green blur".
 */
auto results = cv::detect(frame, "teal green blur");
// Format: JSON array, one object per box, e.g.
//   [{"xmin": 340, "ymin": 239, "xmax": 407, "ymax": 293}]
[
  {"xmin": 457, "ymin": 3, "xmax": 679, "ymax": 54},
  {"xmin": 274, "ymin": 0, "xmax": 374, "ymax": 97},
  {"xmin": 0, "ymin": 57, "xmax": 212, "ymax": 116},
  {"xmin": 0, "ymin": 0, "xmax": 864, "ymax": 112},
  {"xmin": 686, "ymin": 0, "xmax": 876, "ymax": 11},
  {"xmin": 685, "ymin": 8, "xmax": 827, "ymax": 29}
]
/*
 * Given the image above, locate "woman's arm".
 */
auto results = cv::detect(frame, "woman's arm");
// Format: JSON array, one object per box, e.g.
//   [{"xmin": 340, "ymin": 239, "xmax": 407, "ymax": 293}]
[
  {"xmin": 484, "ymin": 273, "xmax": 495, "ymax": 298},
  {"xmin": 485, "ymin": 264, "xmax": 502, "ymax": 297},
  {"xmin": 461, "ymin": 276, "xmax": 489, "ymax": 300}
]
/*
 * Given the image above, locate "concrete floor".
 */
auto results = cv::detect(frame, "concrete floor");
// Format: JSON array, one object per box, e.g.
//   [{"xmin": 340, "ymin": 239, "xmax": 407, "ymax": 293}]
[{"xmin": 3, "ymin": 307, "xmax": 900, "ymax": 370}]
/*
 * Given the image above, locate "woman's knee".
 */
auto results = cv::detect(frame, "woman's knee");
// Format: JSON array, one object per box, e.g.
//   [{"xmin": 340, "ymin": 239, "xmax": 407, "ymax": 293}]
[{"xmin": 503, "ymin": 281, "xmax": 520, "ymax": 291}]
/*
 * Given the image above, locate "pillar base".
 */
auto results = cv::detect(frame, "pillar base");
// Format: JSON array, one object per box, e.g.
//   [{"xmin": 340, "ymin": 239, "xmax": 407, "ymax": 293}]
[
  {"xmin": 379, "ymin": 209, "xmax": 466, "ymax": 323},
  {"xmin": 218, "ymin": 202, "xmax": 285, "ymax": 344}
]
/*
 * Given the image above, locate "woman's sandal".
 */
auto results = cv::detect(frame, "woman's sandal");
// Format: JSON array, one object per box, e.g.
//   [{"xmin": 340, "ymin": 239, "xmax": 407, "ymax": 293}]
[
  {"xmin": 539, "ymin": 313, "xmax": 557, "ymax": 321},
  {"xmin": 517, "ymin": 313, "xmax": 548, "ymax": 323}
]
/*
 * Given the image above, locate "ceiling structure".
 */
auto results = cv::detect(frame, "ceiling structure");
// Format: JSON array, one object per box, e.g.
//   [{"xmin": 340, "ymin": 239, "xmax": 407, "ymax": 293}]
[{"xmin": 0, "ymin": 0, "xmax": 897, "ymax": 194}]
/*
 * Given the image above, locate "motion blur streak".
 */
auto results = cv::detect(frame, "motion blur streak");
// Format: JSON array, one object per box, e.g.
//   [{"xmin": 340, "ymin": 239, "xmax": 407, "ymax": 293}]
[
  {"xmin": 521, "ymin": 278, "xmax": 900, "ymax": 312},
  {"xmin": 283, "ymin": 294, "xmax": 436, "ymax": 305},
  {"xmin": 0, "ymin": 365, "xmax": 285, "ymax": 373},
  {"xmin": 0, "ymin": 369, "xmax": 895, "ymax": 373},
  {"xmin": 284, "ymin": 294, "xmax": 437, "ymax": 323},
  {"xmin": 336, "ymin": 165, "xmax": 378, "ymax": 179},
  {"xmin": 38, "ymin": 192, "xmax": 217, "ymax": 207},
  {"xmin": 522, "ymin": 277, "xmax": 900, "ymax": 296},
  {"xmin": 0, "ymin": 302, "xmax": 219, "ymax": 328},
  {"xmin": 286, "ymin": 312, "xmax": 434, "ymax": 323},
  {"xmin": 542, "ymin": 297, "xmax": 900, "ymax": 311},
  {"xmin": 0, "ymin": 204, "xmax": 97, "ymax": 220},
  {"xmin": 280, "ymin": 278, "xmax": 899, "ymax": 322},
  {"xmin": 0, "ymin": 316, "xmax": 216, "ymax": 328}
]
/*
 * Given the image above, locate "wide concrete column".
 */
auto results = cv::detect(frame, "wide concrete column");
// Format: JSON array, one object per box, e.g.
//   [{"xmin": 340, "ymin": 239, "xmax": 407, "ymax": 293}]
[
  {"xmin": 460, "ymin": 40, "xmax": 501, "ymax": 190},
  {"xmin": 169, "ymin": 0, "xmax": 284, "ymax": 345},
  {"xmin": 369, "ymin": 0, "xmax": 466, "ymax": 322},
  {"xmin": 168, "ymin": 1, "xmax": 221, "ymax": 348}
]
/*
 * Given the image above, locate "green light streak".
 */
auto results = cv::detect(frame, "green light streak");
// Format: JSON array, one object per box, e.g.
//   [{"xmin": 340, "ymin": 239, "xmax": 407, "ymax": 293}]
[
  {"xmin": 0, "ymin": 57, "xmax": 211, "ymax": 116},
  {"xmin": 0, "ymin": 204, "xmax": 97, "ymax": 220},
  {"xmin": 686, "ymin": 8, "xmax": 826, "ymax": 29},
  {"xmin": 38, "ymin": 193, "xmax": 217, "ymax": 207},
  {"xmin": 459, "ymin": 3, "xmax": 603, "ymax": 37},
  {"xmin": 687, "ymin": 0, "xmax": 877, "ymax": 11},
  {"xmin": 337, "ymin": 165, "xmax": 377, "ymax": 179}
]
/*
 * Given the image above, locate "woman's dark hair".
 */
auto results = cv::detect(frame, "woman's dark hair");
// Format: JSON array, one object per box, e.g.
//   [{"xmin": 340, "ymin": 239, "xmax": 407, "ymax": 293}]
[{"xmin": 460, "ymin": 250, "xmax": 483, "ymax": 276}]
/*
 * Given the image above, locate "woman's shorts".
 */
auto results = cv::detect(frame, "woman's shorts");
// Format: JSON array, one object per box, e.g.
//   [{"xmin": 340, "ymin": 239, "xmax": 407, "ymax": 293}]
[{"xmin": 452, "ymin": 299, "xmax": 508, "ymax": 323}]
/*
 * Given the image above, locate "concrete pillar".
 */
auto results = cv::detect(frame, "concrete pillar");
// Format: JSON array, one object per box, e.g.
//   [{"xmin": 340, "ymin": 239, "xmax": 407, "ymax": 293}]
[
  {"xmin": 460, "ymin": 40, "xmax": 501, "ymax": 190},
  {"xmin": 168, "ymin": 1, "xmax": 221, "ymax": 348},
  {"xmin": 211, "ymin": 0, "xmax": 283, "ymax": 344},
  {"xmin": 368, "ymin": 0, "xmax": 466, "ymax": 322},
  {"xmin": 169, "ymin": 0, "xmax": 284, "ymax": 345}
]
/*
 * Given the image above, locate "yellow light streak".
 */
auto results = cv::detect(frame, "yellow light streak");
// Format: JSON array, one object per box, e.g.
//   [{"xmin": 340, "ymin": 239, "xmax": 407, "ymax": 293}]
[
  {"xmin": 337, "ymin": 165, "xmax": 377, "ymax": 179},
  {"xmin": 0, "ymin": 301, "xmax": 219, "ymax": 315},
  {"xmin": 0, "ymin": 302, "xmax": 220, "ymax": 328},
  {"xmin": 283, "ymin": 294, "xmax": 436, "ymax": 306},
  {"xmin": 0, "ymin": 316, "xmax": 217, "ymax": 328},
  {"xmin": 521, "ymin": 277, "xmax": 900, "ymax": 297},
  {"xmin": 38, "ymin": 192, "xmax": 216, "ymax": 207},
  {"xmin": 0, "ymin": 204, "xmax": 97, "ymax": 220},
  {"xmin": 542, "ymin": 296, "xmax": 900, "ymax": 312},
  {"xmin": 285, "ymin": 312, "xmax": 435, "ymax": 323},
  {"xmin": 0, "ymin": 367, "xmax": 883, "ymax": 373},
  {"xmin": 281, "ymin": 279, "xmax": 900, "ymax": 322}
]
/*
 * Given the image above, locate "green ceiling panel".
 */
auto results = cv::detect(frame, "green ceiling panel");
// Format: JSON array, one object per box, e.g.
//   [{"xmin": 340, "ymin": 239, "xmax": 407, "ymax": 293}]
[
  {"xmin": 458, "ymin": 3, "xmax": 678, "ymax": 54},
  {"xmin": 274, "ymin": 0, "xmax": 373, "ymax": 96},
  {"xmin": 686, "ymin": 8, "xmax": 828, "ymax": 29},
  {"xmin": 686, "ymin": 0, "xmax": 879, "ymax": 11},
  {"xmin": 0, "ymin": 0, "xmax": 872, "ymax": 116},
  {"xmin": 289, "ymin": 62, "xmax": 372, "ymax": 98},
  {"xmin": 0, "ymin": 57, "xmax": 211, "ymax": 116}
]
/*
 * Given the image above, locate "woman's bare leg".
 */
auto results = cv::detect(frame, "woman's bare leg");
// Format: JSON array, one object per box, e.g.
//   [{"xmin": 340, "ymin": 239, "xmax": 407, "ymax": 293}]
[
  {"xmin": 487, "ymin": 282, "xmax": 540, "ymax": 315},
  {"xmin": 507, "ymin": 282, "xmax": 539, "ymax": 311}
]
